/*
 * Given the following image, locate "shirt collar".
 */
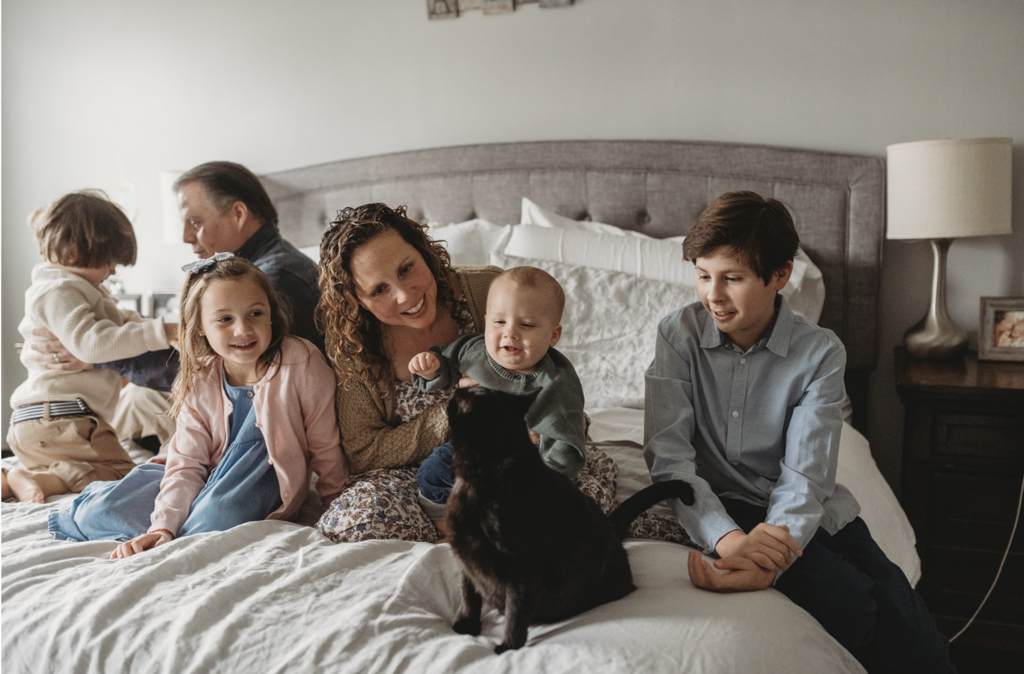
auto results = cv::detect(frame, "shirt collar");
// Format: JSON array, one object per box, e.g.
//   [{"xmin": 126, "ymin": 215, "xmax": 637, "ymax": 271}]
[
  {"xmin": 700, "ymin": 294, "xmax": 794, "ymax": 356},
  {"xmin": 234, "ymin": 224, "xmax": 279, "ymax": 262}
]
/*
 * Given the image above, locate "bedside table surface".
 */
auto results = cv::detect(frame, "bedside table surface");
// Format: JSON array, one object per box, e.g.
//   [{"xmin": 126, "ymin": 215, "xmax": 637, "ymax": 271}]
[{"xmin": 895, "ymin": 348, "xmax": 1024, "ymax": 400}]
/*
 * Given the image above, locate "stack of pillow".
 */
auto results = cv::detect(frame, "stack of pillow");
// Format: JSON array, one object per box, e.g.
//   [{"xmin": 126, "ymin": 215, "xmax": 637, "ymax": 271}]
[{"xmin": 426, "ymin": 198, "xmax": 826, "ymax": 408}]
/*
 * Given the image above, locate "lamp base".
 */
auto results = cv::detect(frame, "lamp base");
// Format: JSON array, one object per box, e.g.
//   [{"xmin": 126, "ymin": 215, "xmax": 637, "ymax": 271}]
[{"xmin": 904, "ymin": 238, "xmax": 969, "ymax": 361}]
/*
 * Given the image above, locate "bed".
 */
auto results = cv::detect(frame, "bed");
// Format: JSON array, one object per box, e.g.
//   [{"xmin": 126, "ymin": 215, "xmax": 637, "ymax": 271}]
[{"xmin": 1, "ymin": 140, "xmax": 898, "ymax": 674}]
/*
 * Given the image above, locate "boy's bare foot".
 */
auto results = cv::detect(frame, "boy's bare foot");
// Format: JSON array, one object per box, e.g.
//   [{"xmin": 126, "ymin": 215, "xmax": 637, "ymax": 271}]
[
  {"xmin": 433, "ymin": 518, "xmax": 453, "ymax": 544},
  {"xmin": 1, "ymin": 471, "xmax": 11, "ymax": 500},
  {"xmin": 6, "ymin": 468, "xmax": 66, "ymax": 503}
]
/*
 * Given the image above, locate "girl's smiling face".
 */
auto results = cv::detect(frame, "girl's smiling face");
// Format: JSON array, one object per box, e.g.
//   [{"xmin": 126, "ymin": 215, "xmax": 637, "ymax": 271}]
[
  {"xmin": 199, "ymin": 277, "xmax": 273, "ymax": 385},
  {"xmin": 695, "ymin": 247, "xmax": 792, "ymax": 352},
  {"xmin": 349, "ymin": 229, "xmax": 438, "ymax": 331}
]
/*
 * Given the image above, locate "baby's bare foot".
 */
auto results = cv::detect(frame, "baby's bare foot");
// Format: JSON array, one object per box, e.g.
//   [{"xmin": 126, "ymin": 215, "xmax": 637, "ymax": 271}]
[
  {"xmin": 1, "ymin": 471, "xmax": 12, "ymax": 500},
  {"xmin": 7, "ymin": 468, "xmax": 65, "ymax": 503}
]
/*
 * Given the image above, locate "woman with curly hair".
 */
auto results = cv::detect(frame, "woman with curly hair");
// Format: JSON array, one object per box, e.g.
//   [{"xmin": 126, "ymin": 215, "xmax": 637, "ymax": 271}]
[{"xmin": 315, "ymin": 203, "xmax": 500, "ymax": 542}]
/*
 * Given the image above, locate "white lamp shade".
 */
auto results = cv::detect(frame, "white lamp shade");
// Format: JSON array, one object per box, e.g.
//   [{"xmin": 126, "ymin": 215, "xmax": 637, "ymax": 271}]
[{"xmin": 886, "ymin": 137, "xmax": 1012, "ymax": 240}]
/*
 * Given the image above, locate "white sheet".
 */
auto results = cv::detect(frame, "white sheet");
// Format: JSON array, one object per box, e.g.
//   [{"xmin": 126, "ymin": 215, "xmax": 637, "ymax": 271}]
[{"xmin": 1, "ymin": 409, "xmax": 912, "ymax": 674}]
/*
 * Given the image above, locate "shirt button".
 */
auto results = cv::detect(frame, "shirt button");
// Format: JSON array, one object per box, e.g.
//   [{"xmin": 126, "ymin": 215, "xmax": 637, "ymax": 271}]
[
  {"xmin": 732, "ymin": 410, "xmax": 739, "ymax": 418},
  {"xmin": 246, "ymin": 391, "xmax": 254, "ymax": 398},
  {"xmin": 740, "ymin": 358, "xmax": 747, "ymax": 365}
]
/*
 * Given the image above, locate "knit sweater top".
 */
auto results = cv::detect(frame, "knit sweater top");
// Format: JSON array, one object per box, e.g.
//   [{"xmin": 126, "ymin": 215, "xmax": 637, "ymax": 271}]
[{"xmin": 11, "ymin": 264, "xmax": 171, "ymax": 420}]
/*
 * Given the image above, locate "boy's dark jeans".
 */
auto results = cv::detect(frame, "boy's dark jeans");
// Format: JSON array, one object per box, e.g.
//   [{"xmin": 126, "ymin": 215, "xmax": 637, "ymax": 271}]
[
  {"xmin": 417, "ymin": 441, "xmax": 456, "ymax": 504},
  {"xmin": 721, "ymin": 498, "xmax": 956, "ymax": 674}
]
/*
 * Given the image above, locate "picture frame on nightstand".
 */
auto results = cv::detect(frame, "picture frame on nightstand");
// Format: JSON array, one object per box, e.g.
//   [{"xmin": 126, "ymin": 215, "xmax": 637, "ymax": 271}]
[{"xmin": 979, "ymin": 296, "xmax": 1024, "ymax": 362}]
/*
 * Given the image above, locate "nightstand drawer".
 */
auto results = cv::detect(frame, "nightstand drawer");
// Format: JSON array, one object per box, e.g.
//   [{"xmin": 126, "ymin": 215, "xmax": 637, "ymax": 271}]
[
  {"xmin": 933, "ymin": 412, "xmax": 1024, "ymax": 461},
  {"xmin": 928, "ymin": 471, "xmax": 1024, "ymax": 552},
  {"xmin": 921, "ymin": 545, "xmax": 1024, "ymax": 625}
]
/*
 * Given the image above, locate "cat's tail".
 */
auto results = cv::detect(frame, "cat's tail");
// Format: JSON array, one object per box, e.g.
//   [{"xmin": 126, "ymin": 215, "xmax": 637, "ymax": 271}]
[{"xmin": 609, "ymin": 480, "xmax": 695, "ymax": 540}]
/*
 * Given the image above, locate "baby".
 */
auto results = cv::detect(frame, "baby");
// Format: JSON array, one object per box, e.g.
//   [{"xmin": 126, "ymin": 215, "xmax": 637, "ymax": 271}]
[{"xmin": 410, "ymin": 266, "xmax": 587, "ymax": 518}]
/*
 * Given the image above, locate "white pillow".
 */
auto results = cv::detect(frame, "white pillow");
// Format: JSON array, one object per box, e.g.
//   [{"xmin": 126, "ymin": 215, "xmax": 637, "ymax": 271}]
[
  {"xmin": 490, "ymin": 251, "xmax": 698, "ymax": 405},
  {"xmin": 426, "ymin": 218, "xmax": 511, "ymax": 266},
  {"xmin": 518, "ymin": 198, "xmax": 825, "ymax": 324}
]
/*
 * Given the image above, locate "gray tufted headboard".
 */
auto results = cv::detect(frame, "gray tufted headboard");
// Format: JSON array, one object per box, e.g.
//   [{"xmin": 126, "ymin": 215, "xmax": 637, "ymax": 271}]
[{"xmin": 262, "ymin": 140, "xmax": 884, "ymax": 429}]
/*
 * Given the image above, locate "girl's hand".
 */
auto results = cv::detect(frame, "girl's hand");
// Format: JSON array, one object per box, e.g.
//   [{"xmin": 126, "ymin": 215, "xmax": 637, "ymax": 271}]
[
  {"xmin": 111, "ymin": 530, "xmax": 173, "ymax": 560},
  {"xmin": 408, "ymin": 352, "xmax": 440, "ymax": 380},
  {"xmin": 715, "ymin": 524, "xmax": 802, "ymax": 572}
]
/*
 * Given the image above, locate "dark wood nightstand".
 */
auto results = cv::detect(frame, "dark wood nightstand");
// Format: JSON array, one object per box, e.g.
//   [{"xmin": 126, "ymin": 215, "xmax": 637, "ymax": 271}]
[{"xmin": 895, "ymin": 347, "xmax": 1024, "ymax": 659}]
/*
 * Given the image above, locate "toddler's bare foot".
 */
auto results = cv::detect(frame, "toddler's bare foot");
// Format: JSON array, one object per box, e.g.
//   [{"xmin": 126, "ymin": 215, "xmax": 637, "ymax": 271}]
[
  {"xmin": 1, "ymin": 471, "xmax": 11, "ymax": 500},
  {"xmin": 7, "ymin": 468, "xmax": 66, "ymax": 503},
  {"xmin": 433, "ymin": 518, "xmax": 453, "ymax": 544}
]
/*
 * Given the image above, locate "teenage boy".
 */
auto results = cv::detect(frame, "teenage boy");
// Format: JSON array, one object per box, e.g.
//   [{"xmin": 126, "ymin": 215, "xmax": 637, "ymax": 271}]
[{"xmin": 644, "ymin": 191, "xmax": 954, "ymax": 673}]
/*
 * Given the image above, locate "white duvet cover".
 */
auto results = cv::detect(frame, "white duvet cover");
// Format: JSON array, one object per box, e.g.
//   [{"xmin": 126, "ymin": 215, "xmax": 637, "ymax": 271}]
[{"xmin": 2, "ymin": 411, "xmax": 911, "ymax": 674}]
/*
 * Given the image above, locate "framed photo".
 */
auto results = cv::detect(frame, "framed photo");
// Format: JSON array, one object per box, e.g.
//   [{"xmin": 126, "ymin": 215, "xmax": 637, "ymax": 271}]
[
  {"xmin": 149, "ymin": 288, "xmax": 182, "ymax": 321},
  {"xmin": 114, "ymin": 293, "xmax": 143, "ymax": 315},
  {"xmin": 979, "ymin": 297, "xmax": 1024, "ymax": 362}
]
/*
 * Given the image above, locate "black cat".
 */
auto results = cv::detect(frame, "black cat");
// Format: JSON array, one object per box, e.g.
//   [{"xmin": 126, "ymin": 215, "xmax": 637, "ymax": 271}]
[{"xmin": 445, "ymin": 386, "xmax": 695, "ymax": 653}]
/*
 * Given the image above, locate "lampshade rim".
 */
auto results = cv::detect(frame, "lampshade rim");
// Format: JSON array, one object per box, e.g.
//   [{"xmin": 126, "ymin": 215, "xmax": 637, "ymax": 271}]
[{"xmin": 887, "ymin": 137, "xmax": 1012, "ymax": 152}]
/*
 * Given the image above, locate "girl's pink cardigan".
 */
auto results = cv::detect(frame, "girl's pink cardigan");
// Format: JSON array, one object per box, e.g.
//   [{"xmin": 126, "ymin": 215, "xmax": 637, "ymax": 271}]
[{"xmin": 151, "ymin": 337, "xmax": 349, "ymax": 535}]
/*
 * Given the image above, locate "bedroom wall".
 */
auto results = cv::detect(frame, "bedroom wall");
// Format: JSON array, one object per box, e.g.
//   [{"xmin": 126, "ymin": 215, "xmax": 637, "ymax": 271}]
[{"xmin": 3, "ymin": 0, "xmax": 1023, "ymax": 495}]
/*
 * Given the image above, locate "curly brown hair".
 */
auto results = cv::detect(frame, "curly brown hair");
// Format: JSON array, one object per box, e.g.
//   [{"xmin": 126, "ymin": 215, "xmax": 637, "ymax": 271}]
[
  {"xmin": 316, "ymin": 203, "xmax": 456, "ymax": 386},
  {"xmin": 169, "ymin": 256, "xmax": 291, "ymax": 418}
]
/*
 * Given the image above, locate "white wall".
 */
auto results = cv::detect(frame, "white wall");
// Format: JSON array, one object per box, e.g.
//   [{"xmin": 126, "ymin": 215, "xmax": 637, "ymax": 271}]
[{"xmin": 3, "ymin": 0, "xmax": 1023, "ymax": 493}]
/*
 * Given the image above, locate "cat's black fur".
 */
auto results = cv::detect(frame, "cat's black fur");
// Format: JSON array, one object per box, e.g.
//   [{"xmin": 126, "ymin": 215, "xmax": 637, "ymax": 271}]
[{"xmin": 445, "ymin": 386, "xmax": 695, "ymax": 653}]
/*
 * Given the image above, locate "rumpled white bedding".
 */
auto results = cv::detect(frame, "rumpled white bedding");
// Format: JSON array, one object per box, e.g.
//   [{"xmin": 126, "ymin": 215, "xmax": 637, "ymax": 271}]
[{"xmin": 2, "ymin": 409, "xmax": 911, "ymax": 674}]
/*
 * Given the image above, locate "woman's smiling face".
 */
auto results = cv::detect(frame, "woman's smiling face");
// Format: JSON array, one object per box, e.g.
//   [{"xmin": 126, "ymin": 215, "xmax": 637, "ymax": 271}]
[{"xmin": 350, "ymin": 228, "xmax": 438, "ymax": 330}]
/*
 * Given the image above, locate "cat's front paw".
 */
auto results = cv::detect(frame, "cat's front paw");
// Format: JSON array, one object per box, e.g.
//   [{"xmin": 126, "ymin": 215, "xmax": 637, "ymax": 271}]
[
  {"xmin": 494, "ymin": 641, "xmax": 520, "ymax": 654},
  {"xmin": 453, "ymin": 616, "xmax": 482, "ymax": 636}
]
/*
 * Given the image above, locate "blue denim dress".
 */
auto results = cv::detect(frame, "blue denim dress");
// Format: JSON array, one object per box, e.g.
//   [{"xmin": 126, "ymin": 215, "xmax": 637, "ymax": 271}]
[{"xmin": 49, "ymin": 373, "xmax": 282, "ymax": 542}]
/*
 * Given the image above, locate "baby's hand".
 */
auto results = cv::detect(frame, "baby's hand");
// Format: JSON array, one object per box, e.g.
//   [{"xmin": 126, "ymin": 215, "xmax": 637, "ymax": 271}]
[{"xmin": 409, "ymin": 352, "xmax": 440, "ymax": 380}]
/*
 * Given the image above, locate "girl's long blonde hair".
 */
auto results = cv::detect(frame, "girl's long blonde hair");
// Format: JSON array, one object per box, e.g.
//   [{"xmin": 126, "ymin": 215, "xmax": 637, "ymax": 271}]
[
  {"xmin": 316, "ymin": 203, "xmax": 456, "ymax": 386},
  {"xmin": 169, "ymin": 257, "xmax": 291, "ymax": 418}
]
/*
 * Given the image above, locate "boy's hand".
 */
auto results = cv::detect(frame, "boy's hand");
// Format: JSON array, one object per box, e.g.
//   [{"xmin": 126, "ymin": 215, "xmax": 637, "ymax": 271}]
[
  {"xmin": 29, "ymin": 327, "xmax": 92, "ymax": 372},
  {"xmin": 408, "ymin": 352, "xmax": 440, "ymax": 380},
  {"xmin": 164, "ymin": 322, "xmax": 179, "ymax": 350},
  {"xmin": 715, "ymin": 523, "xmax": 802, "ymax": 573},
  {"xmin": 688, "ymin": 551, "xmax": 775, "ymax": 592}
]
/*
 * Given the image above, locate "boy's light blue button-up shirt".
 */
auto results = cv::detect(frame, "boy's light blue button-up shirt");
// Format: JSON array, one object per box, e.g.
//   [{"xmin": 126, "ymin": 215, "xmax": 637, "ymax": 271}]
[{"xmin": 644, "ymin": 296, "xmax": 860, "ymax": 556}]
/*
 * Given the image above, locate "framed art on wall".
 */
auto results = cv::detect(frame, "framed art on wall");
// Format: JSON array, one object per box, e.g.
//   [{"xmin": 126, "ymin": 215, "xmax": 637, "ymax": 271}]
[{"xmin": 979, "ymin": 296, "xmax": 1024, "ymax": 362}]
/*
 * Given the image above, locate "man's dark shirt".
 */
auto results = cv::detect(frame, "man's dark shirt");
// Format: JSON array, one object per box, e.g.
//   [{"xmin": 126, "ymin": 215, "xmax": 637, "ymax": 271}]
[{"xmin": 98, "ymin": 225, "xmax": 323, "ymax": 391}]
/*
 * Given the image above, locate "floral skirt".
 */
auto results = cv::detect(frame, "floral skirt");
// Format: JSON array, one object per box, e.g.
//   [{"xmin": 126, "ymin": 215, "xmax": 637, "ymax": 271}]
[{"xmin": 315, "ymin": 446, "xmax": 695, "ymax": 548}]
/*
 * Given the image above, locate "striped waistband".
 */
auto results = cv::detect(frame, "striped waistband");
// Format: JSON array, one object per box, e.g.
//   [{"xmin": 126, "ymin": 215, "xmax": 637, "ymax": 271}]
[{"xmin": 12, "ymin": 399, "xmax": 94, "ymax": 424}]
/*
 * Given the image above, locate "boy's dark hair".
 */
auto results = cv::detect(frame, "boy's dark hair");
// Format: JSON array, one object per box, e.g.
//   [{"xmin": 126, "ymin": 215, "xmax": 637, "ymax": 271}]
[
  {"xmin": 173, "ymin": 161, "xmax": 278, "ymax": 229},
  {"xmin": 31, "ymin": 190, "xmax": 137, "ymax": 268},
  {"xmin": 682, "ymin": 191, "xmax": 799, "ymax": 286}
]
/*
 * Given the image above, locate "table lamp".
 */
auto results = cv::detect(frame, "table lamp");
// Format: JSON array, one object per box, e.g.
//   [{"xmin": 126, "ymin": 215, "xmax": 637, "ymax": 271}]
[{"xmin": 887, "ymin": 137, "xmax": 1013, "ymax": 360}]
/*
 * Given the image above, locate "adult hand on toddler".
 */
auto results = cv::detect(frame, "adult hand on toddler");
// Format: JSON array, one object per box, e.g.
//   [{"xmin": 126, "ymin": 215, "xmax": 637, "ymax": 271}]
[
  {"xmin": 715, "ymin": 523, "xmax": 802, "ymax": 573},
  {"xmin": 111, "ymin": 530, "xmax": 173, "ymax": 560},
  {"xmin": 688, "ymin": 550, "xmax": 775, "ymax": 592},
  {"xmin": 30, "ymin": 327, "xmax": 92, "ymax": 372},
  {"xmin": 408, "ymin": 352, "xmax": 440, "ymax": 380}
]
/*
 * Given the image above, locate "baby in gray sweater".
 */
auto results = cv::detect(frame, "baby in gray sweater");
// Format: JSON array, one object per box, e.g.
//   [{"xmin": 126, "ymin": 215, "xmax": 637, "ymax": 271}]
[{"xmin": 410, "ymin": 267, "xmax": 587, "ymax": 524}]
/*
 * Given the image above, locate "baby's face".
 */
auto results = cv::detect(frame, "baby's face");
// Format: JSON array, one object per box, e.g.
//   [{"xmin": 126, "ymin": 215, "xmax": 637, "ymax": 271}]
[{"xmin": 484, "ymin": 280, "xmax": 562, "ymax": 375}]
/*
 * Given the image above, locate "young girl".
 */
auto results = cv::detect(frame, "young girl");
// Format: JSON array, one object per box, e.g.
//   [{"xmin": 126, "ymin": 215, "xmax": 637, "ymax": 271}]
[{"xmin": 48, "ymin": 255, "xmax": 349, "ymax": 558}]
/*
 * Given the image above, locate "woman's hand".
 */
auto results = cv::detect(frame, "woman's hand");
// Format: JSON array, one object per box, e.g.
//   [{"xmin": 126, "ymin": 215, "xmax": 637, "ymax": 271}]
[
  {"xmin": 457, "ymin": 376, "xmax": 479, "ymax": 389},
  {"xmin": 688, "ymin": 551, "xmax": 775, "ymax": 592},
  {"xmin": 111, "ymin": 530, "xmax": 173, "ymax": 559},
  {"xmin": 715, "ymin": 524, "xmax": 802, "ymax": 572},
  {"xmin": 409, "ymin": 352, "xmax": 440, "ymax": 380},
  {"xmin": 29, "ymin": 327, "xmax": 91, "ymax": 372}
]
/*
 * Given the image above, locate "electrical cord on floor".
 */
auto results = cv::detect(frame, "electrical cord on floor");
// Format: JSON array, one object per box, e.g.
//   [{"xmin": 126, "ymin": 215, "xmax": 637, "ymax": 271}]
[{"xmin": 949, "ymin": 468, "xmax": 1024, "ymax": 642}]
